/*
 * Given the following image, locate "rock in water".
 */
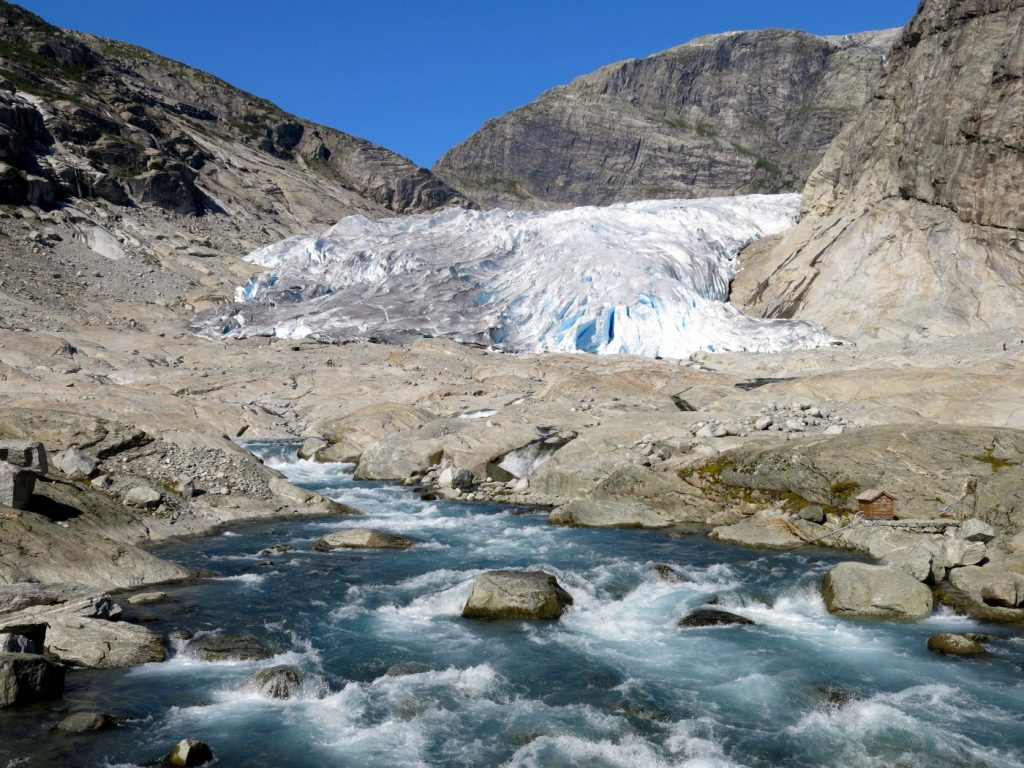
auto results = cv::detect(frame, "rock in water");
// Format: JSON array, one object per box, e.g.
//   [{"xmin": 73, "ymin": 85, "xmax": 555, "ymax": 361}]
[
  {"xmin": 43, "ymin": 616, "xmax": 166, "ymax": 668},
  {"xmin": 0, "ymin": 653, "xmax": 64, "ymax": 707},
  {"xmin": 54, "ymin": 711, "xmax": 115, "ymax": 732},
  {"xmin": 821, "ymin": 562, "xmax": 934, "ymax": 620},
  {"xmin": 244, "ymin": 665, "xmax": 306, "ymax": 699},
  {"xmin": 678, "ymin": 609, "xmax": 755, "ymax": 628},
  {"xmin": 927, "ymin": 633, "xmax": 987, "ymax": 657},
  {"xmin": 187, "ymin": 634, "xmax": 275, "ymax": 662},
  {"xmin": 314, "ymin": 529, "xmax": 414, "ymax": 550},
  {"xmin": 165, "ymin": 739, "xmax": 214, "ymax": 767},
  {"xmin": 462, "ymin": 570, "xmax": 573, "ymax": 620}
]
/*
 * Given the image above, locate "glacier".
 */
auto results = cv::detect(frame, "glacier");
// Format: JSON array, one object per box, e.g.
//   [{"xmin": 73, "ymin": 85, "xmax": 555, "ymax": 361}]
[{"xmin": 195, "ymin": 194, "xmax": 834, "ymax": 359}]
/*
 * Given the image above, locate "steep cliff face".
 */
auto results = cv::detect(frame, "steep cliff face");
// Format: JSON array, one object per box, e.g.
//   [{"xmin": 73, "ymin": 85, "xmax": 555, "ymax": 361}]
[
  {"xmin": 0, "ymin": 2, "xmax": 463, "ymax": 229},
  {"xmin": 734, "ymin": 0, "xmax": 1024, "ymax": 341},
  {"xmin": 434, "ymin": 28, "xmax": 899, "ymax": 210}
]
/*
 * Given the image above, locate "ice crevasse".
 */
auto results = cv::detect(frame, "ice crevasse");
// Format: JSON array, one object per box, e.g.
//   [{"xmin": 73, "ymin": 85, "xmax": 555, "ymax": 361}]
[{"xmin": 197, "ymin": 194, "xmax": 834, "ymax": 359}]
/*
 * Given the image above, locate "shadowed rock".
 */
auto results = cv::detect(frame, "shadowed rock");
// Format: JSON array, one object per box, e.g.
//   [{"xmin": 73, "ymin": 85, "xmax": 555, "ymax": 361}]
[
  {"xmin": 678, "ymin": 608, "xmax": 755, "ymax": 628},
  {"xmin": 0, "ymin": 652, "xmax": 64, "ymax": 707}
]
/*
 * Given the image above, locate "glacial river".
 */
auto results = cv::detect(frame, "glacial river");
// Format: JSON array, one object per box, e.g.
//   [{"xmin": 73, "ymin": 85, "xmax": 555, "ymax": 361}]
[{"xmin": 3, "ymin": 441, "xmax": 1024, "ymax": 767}]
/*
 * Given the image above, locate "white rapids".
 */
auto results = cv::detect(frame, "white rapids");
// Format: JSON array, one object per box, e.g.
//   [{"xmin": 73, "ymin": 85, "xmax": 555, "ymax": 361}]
[{"xmin": 196, "ymin": 194, "xmax": 833, "ymax": 359}]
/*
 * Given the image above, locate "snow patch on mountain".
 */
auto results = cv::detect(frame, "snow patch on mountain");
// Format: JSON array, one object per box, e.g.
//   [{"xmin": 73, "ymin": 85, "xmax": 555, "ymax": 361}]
[{"xmin": 196, "ymin": 194, "xmax": 834, "ymax": 358}]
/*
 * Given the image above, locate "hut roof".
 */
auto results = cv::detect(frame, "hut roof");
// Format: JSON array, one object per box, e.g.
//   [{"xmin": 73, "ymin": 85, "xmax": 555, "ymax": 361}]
[{"xmin": 857, "ymin": 488, "xmax": 894, "ymax": 502}]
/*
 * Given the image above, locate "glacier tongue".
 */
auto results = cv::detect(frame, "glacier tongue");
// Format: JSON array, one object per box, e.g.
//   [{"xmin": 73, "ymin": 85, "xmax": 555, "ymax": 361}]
[{"xmin": 197, "ymin": 194, "xmax": 834, "ymax": 358}]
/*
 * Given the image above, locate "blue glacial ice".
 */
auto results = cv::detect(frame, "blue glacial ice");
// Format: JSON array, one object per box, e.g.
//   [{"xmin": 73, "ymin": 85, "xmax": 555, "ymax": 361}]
[{"xmin": 197, "ymin": 194, "xmax": 834, "ymax": 358}]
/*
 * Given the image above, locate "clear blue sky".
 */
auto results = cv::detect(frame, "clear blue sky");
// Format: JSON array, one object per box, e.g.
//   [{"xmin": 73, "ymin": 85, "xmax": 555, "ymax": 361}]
[{"xmin": 19, "ymin": 1, "xmax": 919, "ymax": 168}]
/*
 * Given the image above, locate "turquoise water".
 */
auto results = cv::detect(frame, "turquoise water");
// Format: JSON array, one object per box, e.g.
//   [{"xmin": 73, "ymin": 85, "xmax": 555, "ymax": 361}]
[{"xmin": 3, "ymin": 440, "xmax": 1023, "ymax": 767}]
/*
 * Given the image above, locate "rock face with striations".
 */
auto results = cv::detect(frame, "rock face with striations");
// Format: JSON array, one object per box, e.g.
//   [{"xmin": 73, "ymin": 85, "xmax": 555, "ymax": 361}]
[
  {"xmin": 734, "ymin": 0, "xmax": 1024, "ymax": 341},
  {"xmin": 435, "ymin": 28, "xmax": 898, "ymax": 209},
  {"xmin": 0, "ymin": 2, "xmax": 462, "ymax": 229}
]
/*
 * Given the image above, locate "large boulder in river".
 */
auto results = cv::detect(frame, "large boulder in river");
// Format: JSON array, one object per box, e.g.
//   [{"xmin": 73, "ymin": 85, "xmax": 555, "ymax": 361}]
[
  {"xmin": 187, "ymin": 633, "xmax": 275, "ymax": 662},
  {"xmin": 821, "ymin": 562, "xmax": 933, "ymax": 620},
  {"xmin": 462, "ymin": 570, "xmax": 573, "ymax": 620},
  {"xmin": 244, "ymin": 665, "xmax": 307, "ymax": 699},
  {"xmin": 678, "ymin": 608, "xmax": 754, "ymax": 628},
  {"xmin": 43, "ymin": 615, "xmax": 166, "ymax": 668},
  {"xmin": 0, "ymin": 652, "xmax": 64, "ymax": 707},
  {"xmin": 927, "ymin": 633, "xmax": 987, "ymax": 656},
  {"xmin": 165, "ymin": 738, "xmax": 214, "ymax": 767},
  {"xmin": 314, "ymin": 528, "xmax": 413, "ymax": 550}
]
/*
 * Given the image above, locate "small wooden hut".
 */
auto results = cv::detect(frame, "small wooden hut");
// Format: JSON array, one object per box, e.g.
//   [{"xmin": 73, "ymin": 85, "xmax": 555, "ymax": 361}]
[{"xmin": 857, "ymin": 489, "xmax": 895, "ymax": 520}]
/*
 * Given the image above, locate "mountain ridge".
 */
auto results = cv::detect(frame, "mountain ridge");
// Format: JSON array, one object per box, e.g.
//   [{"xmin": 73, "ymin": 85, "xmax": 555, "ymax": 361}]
[{"xmin": 433, "ymin": 27, "xmax": 900, "ymax": 209}]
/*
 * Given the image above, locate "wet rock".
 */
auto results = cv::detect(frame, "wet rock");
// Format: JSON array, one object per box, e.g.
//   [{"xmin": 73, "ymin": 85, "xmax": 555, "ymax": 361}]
[
  {"xmin": 165, "ymin": 738, "xmax": 214, "ymax": 766},
  {"xmin": 927, "ymin": 633, "xmax": 987, "ymax": 656},
  {"xmin": 0, "ymin": 653, "xmax": 64, "ymax": 707},
  {"xmin": 55, "ymin": 447, "xmax": 97, "ymax": 480},
  {"xmin": 653, "ymin": 564, "xmax": 682, "ymax": 583},
  {"xmin": 258, "ymin": 544, "xmax": 293, "ymax": 557},
  {"xmin": 244, "ymin": 664, "xmax": 306, "ymax": 699},
  {"xmin": 821, "ymin": 562, "xmax": 934, "ymax": 620},
  {"xmin": 54, "ymin": 711, "xmax": 115, "ymax": 732},
  {"xmin": 462, "ymin": 570, "xmax": 573, "ymax": 620},
  {"xmin": 43, "ymin": 616, "xmax": 166, "ymax": 668},
  {"xmin": 124, "ymin": 485, "xmax": 162, "ymax": 508},
  {"xmin": 677, "ymin": 608, "xmax": 755, "ymax": 628},
  {"xmin": 314, "ymin": 529, "xmax": 413, "ymax": 550},
  {"xmin": 385, "ymin": 661, "xmax": 432, "ymax": 677},
  {"xmin": 187, "ymin": 633, "xmax": 275, "ymax": 662}
]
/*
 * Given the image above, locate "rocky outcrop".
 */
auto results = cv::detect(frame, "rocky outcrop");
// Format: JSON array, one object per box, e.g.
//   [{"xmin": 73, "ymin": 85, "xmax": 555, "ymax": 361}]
[
  {"xmin": 312, "ymin": 403, "xmax": 435, "ymax": 464},
  {"xmin": 821, "ymin": 562, "xmax": 934, "ymax": 619},
  {"xmin": 0, "ymin": 1, "xmax": 462, "ymax": 231},
  {"xmin": 435, "ymin": 28, "xmax": 898, "ymax": 209},
  {"xmin": 462, "ymin": 570, "xmax": 573, "ymax": 620},
  {"xmin": 704, "ymin": 425, "xmax": 1024, "ymax": 522},
  {"xmin": 735, "ymin": 0, "xmax": 1024, "ymax": 341}
]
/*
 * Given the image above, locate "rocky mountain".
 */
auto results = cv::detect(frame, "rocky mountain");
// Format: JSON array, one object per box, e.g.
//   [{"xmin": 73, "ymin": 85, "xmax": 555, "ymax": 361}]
[
  {"xmin": 433, "ymin": 28, "xmax": 899, "ymax": 209},
  {"xmin": 0, "ymin": 1, "xmax": 463, "ymax": 255},
  {"xmin": 733, "ymin": 0, "xmax": 1024, "ymax": 341}
]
